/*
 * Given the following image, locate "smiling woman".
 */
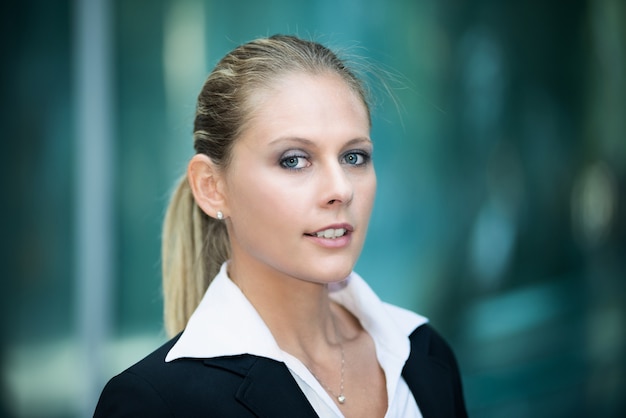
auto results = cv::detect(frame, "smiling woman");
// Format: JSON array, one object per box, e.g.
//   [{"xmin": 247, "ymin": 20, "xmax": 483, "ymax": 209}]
[{"xmin": 94, "ymin": 34, "xmax": 468, "ymax": 418}]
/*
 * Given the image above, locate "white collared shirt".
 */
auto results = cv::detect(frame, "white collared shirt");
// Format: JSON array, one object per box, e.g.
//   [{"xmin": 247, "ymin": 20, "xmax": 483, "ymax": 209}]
[{"xmin": 166, "ymin": 263, "xmax": 428, "ymax": 418}]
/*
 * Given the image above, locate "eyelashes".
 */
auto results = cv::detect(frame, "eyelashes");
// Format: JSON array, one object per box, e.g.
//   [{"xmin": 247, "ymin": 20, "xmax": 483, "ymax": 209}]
[{"xmin": 278, "ymin": 149, "xmax": 372, "ymax": 171}]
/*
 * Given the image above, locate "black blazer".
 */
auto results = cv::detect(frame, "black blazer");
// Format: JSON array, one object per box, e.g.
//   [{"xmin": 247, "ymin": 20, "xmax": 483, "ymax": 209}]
[{"xmin": 94, "ymin": 324, "xmax": 467, "ymax": 417}]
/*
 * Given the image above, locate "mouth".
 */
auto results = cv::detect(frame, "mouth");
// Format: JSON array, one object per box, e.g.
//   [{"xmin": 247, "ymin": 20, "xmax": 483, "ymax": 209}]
[{"xmin": 305, "ymin": 224, "xmax": 353, "ymax": 240}]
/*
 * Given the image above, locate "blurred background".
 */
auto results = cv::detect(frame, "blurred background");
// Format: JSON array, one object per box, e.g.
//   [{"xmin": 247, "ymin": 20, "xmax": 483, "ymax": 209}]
[{"xmin": 1, "ymin": 0, "xmax": 624, "ymax": 417}]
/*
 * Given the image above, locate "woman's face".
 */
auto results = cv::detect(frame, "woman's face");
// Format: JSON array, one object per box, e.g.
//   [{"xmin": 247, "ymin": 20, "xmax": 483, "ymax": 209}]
[{"xmin": 222, "ymin": 72, "xmax": 376, "ymax": 285}]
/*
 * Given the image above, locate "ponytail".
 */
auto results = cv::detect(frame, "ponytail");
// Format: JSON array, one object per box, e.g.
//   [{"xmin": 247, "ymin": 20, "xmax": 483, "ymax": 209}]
[{"xmin": 161, "ymin": 175, "xmax": 229, "ymax": 337}]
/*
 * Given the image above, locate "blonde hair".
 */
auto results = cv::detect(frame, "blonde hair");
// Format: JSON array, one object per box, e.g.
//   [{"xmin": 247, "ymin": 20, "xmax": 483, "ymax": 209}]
[{"xmin": 162, "ymin": 34, "xmax": 371, "ymax": 337}]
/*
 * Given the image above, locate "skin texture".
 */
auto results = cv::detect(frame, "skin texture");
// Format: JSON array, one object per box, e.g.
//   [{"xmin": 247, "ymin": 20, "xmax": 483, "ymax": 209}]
[{"xmin": 188, "ymin": 72, "xmax": 386, "ymax": 416}]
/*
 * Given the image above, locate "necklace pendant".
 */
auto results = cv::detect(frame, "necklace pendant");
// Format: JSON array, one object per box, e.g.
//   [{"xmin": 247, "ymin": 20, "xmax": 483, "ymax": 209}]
[{"xmin": 337, "ymin": 394, "xmax": 346, "ymax": 404}]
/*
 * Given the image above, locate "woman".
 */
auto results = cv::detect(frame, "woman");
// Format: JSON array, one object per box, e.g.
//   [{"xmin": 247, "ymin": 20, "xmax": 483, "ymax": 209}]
[{"xmin": 94, "ymin": 34, "xmax": 467, "ymax": 418}]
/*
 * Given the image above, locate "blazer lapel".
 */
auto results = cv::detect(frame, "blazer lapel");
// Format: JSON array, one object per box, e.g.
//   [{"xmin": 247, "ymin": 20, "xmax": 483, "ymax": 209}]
[{"xmin": 205, "ymin": 355, "xmax": 319, "ymax": 418}]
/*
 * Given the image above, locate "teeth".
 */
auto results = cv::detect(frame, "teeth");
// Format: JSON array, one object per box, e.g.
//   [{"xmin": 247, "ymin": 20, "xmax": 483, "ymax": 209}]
[{"xmin": 315, "ymin": 228, "xmax": 346, "ymax": 239}]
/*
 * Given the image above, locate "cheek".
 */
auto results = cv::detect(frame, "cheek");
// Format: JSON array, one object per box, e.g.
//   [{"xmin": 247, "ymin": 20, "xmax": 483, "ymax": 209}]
[
  {"xmin": 356, "ymin": 172, "xmax": 377, "ymax": 213},
  {"xmin": 227, "ymin": 171, "xmax": 299, "ymax": 229}
]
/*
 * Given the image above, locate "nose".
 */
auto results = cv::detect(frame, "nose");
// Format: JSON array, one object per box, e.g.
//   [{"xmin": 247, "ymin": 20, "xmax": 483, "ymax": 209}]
[{"xmin": 320, "ymin": 162, "xmax": 353, "ymax": 207}]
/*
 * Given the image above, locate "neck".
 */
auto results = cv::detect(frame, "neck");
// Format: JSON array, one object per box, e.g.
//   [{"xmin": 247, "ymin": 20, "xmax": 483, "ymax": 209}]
[{"xmin": 227, "ymin": 258, "xmax": 344, "ymax": 357}]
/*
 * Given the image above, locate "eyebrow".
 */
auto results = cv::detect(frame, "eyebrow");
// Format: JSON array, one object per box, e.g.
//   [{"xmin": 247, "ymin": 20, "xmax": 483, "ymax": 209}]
[{"xmin": 268, "ymin": 136, "xmax": 373, "ymax": 148}]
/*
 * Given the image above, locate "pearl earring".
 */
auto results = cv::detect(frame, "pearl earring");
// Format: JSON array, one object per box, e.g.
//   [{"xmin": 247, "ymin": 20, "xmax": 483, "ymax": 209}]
[{"xmin": 216, "ymin": 211, "xmax": 224, "ymax": 220}]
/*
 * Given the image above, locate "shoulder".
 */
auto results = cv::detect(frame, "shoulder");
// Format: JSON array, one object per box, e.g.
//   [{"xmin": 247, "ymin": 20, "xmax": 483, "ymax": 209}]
[
  {"xmin": 405, "ymin": 323, "xmax": 464, "ymax": 382},
  {"xmin": 407, "ymin": 324, "xmax": 457, "ymax": 360},
  {"xmin": 93, "ymin": 335, "xmax": 270, "ymax": 417},
  {"xmin": 94, "ymin": 336, "xmax": 179, "ymax": 417}
]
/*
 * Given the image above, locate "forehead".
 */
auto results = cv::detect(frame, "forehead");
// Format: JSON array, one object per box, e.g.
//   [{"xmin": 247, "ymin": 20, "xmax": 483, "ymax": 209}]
[{"xmin": 242, "ymin": 72, "xmax": 370, "ymax": 140}]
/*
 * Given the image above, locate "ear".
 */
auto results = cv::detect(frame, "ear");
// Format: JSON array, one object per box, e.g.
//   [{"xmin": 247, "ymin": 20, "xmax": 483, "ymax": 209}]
[{"xmin": 187, "ymin": 154, "xmax": 227, "ymax": 219}]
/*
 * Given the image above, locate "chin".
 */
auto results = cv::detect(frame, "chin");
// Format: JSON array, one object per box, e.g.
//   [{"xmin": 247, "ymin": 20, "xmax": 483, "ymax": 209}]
[{"xmin": 307, "ymin": 264, "xmax": 354, "ymax": 284}]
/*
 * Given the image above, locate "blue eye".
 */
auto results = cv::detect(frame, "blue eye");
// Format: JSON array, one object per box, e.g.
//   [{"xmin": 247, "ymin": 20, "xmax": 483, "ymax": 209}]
[
  {"xmin": 342, "ymin": 151, "xmax": 370, "ymax": 166},
  {"xmin": 280, "ymin": 154, "xmax": 310, "ymax": 170}
]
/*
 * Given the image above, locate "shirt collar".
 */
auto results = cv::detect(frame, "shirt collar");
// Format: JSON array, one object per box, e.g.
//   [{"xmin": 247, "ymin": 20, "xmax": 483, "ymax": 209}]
[
  {"xmin": 165, "ymin": 262, "xmax": 428, "ymax": 367},
  {"xmin": 165, "ymin": 262, "xmax": 284, "ymax": 362}
]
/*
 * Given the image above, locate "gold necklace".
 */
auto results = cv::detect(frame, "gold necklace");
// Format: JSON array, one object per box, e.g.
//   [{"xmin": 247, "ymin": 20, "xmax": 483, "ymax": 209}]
[{"xmin": 310, "ymin": 314, "xmax": 346, "ymax": 405}]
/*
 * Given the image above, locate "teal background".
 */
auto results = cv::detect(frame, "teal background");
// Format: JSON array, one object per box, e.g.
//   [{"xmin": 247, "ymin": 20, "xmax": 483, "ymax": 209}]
[{"xmin": 2, "ymin": 0, "xmax": 625, "ymax": 417}]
